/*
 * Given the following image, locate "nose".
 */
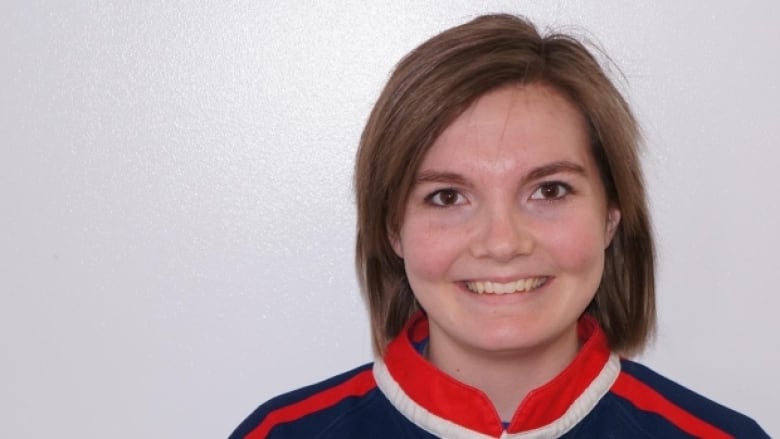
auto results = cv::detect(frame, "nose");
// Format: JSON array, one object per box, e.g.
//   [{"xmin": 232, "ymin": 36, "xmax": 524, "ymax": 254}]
[{"xmin": 470, "ymin": 205, "xmax": 534, "ymax": 262}]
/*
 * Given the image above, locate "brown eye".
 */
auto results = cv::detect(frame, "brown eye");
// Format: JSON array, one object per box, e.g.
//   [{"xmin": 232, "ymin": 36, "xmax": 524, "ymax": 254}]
[
  {"xmin": 531, "ymin": 182, "xmax": 571, "ymax": 200},
  {"xmin": 427, "ymin": 189, "xmax": 465, "ymax": 206}
]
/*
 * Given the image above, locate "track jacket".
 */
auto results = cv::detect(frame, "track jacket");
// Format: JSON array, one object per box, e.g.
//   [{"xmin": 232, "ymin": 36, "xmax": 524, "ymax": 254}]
[{"xmin": 231, "ymin": 313, "xmax": 768, "ymax": 438}]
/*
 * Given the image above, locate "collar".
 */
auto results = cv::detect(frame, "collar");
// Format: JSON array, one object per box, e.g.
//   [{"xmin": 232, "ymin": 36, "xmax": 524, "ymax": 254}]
[{"xmin": 373, "ymin": 312, "xmax": 620, "ymax": 439}]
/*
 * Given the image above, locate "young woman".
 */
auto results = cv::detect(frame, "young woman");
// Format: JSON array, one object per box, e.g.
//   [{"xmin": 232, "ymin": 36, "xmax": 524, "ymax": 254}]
[{"xmin": 231, "ymin": 14, "xmax": 768, "ymax": 438}]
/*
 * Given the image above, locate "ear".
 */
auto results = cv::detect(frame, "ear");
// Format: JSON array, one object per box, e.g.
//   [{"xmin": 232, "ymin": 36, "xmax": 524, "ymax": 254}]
[
  {"xmin": 388, "ymin": 228, "xmax": 404, "ymax": 258},
  {"xmin": 604, "ymin": 206, "xmax": 621, "ymax": 248}
]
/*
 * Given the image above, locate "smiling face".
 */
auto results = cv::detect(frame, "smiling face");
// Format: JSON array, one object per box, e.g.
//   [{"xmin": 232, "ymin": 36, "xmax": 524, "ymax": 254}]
[{"xmin": 391, "ymin": 83, "xmax": 620, "ymax": 367}]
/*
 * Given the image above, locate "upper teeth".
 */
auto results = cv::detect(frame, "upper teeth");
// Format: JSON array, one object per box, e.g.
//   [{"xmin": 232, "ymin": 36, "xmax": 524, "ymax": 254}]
[{"xmin": 466, "ymin": 278, "xmax": 546, "ymax": 294}]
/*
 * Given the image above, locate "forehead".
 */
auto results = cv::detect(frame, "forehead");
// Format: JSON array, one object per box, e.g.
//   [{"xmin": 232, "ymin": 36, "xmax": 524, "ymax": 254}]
[{"xmin": 417, "ymin": 84, "xmax": 592, "ymax": 175}]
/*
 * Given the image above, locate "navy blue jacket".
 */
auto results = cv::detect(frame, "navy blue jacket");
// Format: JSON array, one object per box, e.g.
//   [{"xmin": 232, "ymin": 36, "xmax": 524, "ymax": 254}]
[{"xmin": 232, "ymin": 315, "xmax": 767, "ymax": 438}]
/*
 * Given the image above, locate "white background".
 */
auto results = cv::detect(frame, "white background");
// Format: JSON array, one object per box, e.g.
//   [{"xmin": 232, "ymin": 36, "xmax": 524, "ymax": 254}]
[{"xmin": 2, "ymin": 2, "xmax": 778, "ymax": 438}]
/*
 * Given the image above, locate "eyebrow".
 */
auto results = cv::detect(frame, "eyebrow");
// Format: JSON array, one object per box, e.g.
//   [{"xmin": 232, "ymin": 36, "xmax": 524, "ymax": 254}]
[
  {"xmin": 522, "ymin": 161, "xmax": 587, "ymax": 184},
  {"xmin": 413, "ymin": 171, "xmax": 470, "ymax": 186},
  {"xmin": 413, "ymin": 160, "xmax": 587, "ymax": 187}
]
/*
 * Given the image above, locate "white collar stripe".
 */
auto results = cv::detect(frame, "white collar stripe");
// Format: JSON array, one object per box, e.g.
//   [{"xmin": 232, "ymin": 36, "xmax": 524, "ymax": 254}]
[
  {"xmin": 374, "ymin": 359, "xmax": 498, "ymax": 439},
  {"xmin": 374, "ymin": 354, "xmax": 621, "ymax": 439},
  {"xmin": 502, "ymin": 354, "xmax": 620, "ymax": 439}
]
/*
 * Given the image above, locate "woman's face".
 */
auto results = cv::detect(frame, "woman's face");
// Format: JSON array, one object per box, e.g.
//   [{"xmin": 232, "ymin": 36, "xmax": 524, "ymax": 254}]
[{"xmin": 391, "ymin": 84, "xmax": 620, "ymax": 365}]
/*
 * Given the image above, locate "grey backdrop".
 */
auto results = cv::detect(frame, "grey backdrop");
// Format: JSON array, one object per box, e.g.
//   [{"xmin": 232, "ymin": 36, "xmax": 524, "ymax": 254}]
[{"xmin": 2, "ymin": 1, "xmax": 778, "ymax": 438}]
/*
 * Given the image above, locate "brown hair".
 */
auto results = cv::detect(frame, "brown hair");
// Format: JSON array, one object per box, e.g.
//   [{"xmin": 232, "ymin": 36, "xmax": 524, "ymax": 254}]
[{"xmin": 354, "ymin": 14, "xmax": 655, "ymax": 356}]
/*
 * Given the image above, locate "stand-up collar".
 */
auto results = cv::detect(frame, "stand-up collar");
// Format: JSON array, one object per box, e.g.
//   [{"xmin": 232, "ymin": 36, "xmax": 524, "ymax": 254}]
[{"xmin": 373, "ymin": 312, "xmax": 620, "ymax": 438}]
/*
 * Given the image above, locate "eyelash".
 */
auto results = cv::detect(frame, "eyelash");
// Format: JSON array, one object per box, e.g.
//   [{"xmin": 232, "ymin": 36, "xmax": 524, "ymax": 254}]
[
  {"xmin": 424, "ymin": 188, "xmax": 465, "ymax": 207},
  {"xmin": 530, "ymin": 181, "xmax": 573, "ymax": 201},
  {"xmin": 422, "ymin": 181, "xmax": 573, "ymax": 207}
]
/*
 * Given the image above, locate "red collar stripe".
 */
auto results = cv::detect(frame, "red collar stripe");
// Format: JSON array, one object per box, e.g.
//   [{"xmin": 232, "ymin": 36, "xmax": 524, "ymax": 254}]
[
  {"xmin": 611, "ymin": 372, "xmax": 732, "ymax": 439},
  {"xmin": 246, "ymin": 369, "xmax": 376, "ymax": 439}
]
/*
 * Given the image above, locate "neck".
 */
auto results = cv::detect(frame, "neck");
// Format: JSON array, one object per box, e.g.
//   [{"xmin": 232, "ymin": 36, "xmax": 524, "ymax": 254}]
[{"xmin": 427, "ymin": 328, "xmax": 580, "ymax": 422}]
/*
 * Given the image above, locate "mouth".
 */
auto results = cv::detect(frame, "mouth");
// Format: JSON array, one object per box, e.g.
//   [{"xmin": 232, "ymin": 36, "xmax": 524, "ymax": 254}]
[{"xmin": 465, "ymin": 277, "xmax": 548, "ymax": 295}]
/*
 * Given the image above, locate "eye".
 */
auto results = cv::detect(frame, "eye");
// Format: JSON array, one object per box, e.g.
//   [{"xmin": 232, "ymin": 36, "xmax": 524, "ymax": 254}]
[
  {"xmin": 530, "ymin": 182, "xmax": 571, "ymax": 201},
  {"xmin": 425, "ymin": 188, "xmax": 466, "ymax": 207}
]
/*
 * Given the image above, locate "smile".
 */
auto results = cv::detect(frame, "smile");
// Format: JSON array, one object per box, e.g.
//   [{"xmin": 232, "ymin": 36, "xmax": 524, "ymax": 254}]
[{"xmin": 465, "ymin": 277, "xmax": 548, "ymax": 295}]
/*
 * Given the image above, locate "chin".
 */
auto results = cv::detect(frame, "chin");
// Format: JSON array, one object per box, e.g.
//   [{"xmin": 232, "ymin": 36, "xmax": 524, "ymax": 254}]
[{"xmin": 468, "ymin": 322, "xmax": 576, "ymax": 355}]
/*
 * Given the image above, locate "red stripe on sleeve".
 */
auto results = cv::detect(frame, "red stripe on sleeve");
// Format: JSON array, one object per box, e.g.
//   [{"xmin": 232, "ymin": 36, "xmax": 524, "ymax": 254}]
[
  {"xmin": 246, "ymin": 369, "xmax": 376, "ymax": 439},
  {"xmin": 611, "ymin": 372, "xmax": 732, "ymax": 439}
]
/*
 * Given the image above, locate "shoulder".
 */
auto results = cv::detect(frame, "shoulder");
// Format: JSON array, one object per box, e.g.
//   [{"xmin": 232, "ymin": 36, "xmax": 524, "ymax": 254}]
[
  {"xmin": 603, "ymin": 358, "xmax": 768, "ymax": 438},
  {"xmin": 229, "ymin": 363, "xmax": 382, "ymax": 439}
]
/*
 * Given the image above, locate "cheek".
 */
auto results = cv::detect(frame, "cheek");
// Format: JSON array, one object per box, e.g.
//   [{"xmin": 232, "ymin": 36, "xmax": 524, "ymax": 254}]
[
  {"xmin": 544, "ymin": 218, "xmax": 607, "ymax": 273},
  {"xmin": 399, "ymin": 219, "xmax": 463, "ymax": 281},
  {"xmin": 403, "ymin": 248, "xmax": 442, "ymax": 282}
]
